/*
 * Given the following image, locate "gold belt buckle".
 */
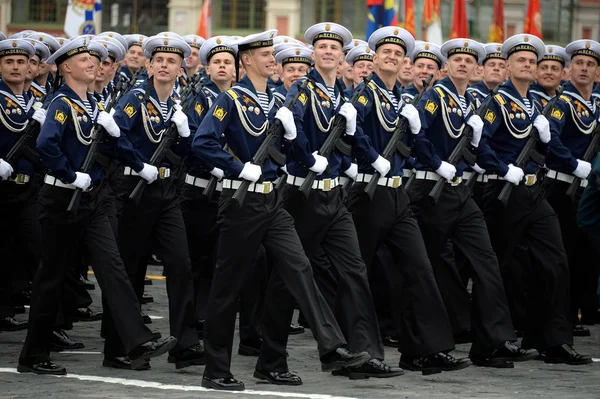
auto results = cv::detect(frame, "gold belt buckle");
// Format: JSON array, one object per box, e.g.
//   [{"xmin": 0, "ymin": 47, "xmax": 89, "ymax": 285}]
[
  {"xmin": 391, "ymin": 176, "xmax": 401, "ymax": 188},
  {"xmin": 15, "ymin": 174, "xmax": 28, "ymax": 184},
  {"xmin": 158, "ymin": 167, "xmax": 167, "ymax": 179},
  {"xmin": 525, "ymin": 174, "xmax": 536, "ymax": 186},
  {"xmin": 323, "ymin": 178, "xmax": 332, "ymax": 191},
  {"xmin": 262, "ymin": 181, "xmax": 272, "ymax": 194},
  {"xmin": 449, "ymin": 177, "xmax": 462, "ymax": 186}
]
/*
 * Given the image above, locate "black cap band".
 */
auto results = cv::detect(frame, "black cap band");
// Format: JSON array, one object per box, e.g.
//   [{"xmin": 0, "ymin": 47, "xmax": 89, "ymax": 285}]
[
  {"xmin": 207, "ymin": 45, "xmax": 235, "ymax": 62},
  {"xmin": 312, "ymin": 32, "xmax": 344, "ymax": 46},
  {"xmin": 570, "ymin": 49, "xmax": 600, "ymax": 63},
  {"xmin": 152, "ymin": 46, "xmax": 184, "ymax": 57},
  {"xmin": 414, "ymin": 51, "xmax": 442, "ymax": 68},
  {"xmin": 56, "ymin": 46, "xmax": 89, "ymax": 65},
  {"xmin": 0, "ymin": 48, "xmax": 30, "ymax": 58},
  {"xmin": 540, "ymin": 54, "xmax": 566, "ymax": 66},
  {"xmin": 282, "ymin": 56, "xmax": 312, "ymax": 66},
  {"xmin": 507, "ymin": 43, "xmax": 538, "ymax": 58},
  {"xmin": 352, "ymin": 54, "xmax": 373, "ymax": 63},
  {"xmin": 447, "ymin": 47, "xmax": 478, "ymax": 60},
  {"xmin": 484, "ymin": 52, "xmax": 504, "ymax": 64},
  {"xmin": 238, "ymin": 40, "xmax": 273, "ymax": 52},
  {"xmin": 89, "ymin": 49, "xmax": 102, "ymax": 61},
  {"xmin": 375, "ymin": 36, "xmax": 407, "ymax": 52}
]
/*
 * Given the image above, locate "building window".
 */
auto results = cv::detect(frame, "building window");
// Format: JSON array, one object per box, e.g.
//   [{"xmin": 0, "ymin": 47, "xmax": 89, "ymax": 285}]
[
  {"xmin": 582, "ymin": 26, "xmax": 592, "ymax": 39},
  {"xmin": 11, "ymin": 0, "xmax": 67, "ymax": 24},
  {"xmin": 219, "ymin": 0, "xmax": 266, "ymax": 30},
  {"xmin": 315, "ymin": 0, "xmax": 340, "ymax": 23},
  {"xmin": 101, "ymin": 0, "xmax": 169, "ymax": 35}
]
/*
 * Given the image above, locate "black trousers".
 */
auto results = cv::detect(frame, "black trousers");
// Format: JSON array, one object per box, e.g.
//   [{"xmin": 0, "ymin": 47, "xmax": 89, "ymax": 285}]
[
  {"xmin": 0, "ymin": 181, "xmax": 41, "ymax": 318},
  {"xmin": 482, "ymin": 179, "xmax": 572, "ymax": 350},
  {"xmin": 203, "ymin": 187, "xmax": 346, "ymax": 378},
  {"xmin": 409, "ymin": 179, "xmax": 516, "ymax": 357},
  {"xmin": 348, "ymin": 184, "xmax": 455, "ymax": 357},
  {"xmin": 545, "ymin": 179, "xmax": 600, "ymax": 323},
  {"xmin": 19, "ymin": 184, "xmax": 153, "ymax": 364},
  {"xmin": 116, "ymin": 174, "xmax": 197, "ymax": 354},
  {"xmin": 285, "ymin": 185, "xmax": 384, "ymax": 360}
]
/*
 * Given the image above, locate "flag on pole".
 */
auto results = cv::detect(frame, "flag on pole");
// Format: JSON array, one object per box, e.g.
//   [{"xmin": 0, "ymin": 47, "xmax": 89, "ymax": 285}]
[
  {"xmin": 422, "ymin": 0, "xmax": 442, "ymax": 45},
  {"xmin": 488, "ymin": 0, "xmax": 504, "ymax": 43},
  {"xmin": 523, "ymin": 0, "xmax": 542, "ymax": 38},
  {"xmin": 404, "ymin": 0, "xmax": 416, "ymax": 37},
  {"xmin": 63, "ymin": 0, "xmax": 102, "ymax": 38},
  {"xmin": 366, "ymin": 0, "xmax": 398, "ymax": 40},
  {"xmin": 197, "ymin": 0, "xmax": 212, "ymax": 38},
  {"xmin": 449, "ymin": 0, "xmax": 468, "ymax": 39}
]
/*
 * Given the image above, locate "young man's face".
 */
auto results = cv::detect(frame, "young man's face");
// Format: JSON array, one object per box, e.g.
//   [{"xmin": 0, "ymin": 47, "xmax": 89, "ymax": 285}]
[
  {"xmin": 446, "ymin": 53, "xmax": 478, "ymax": 83},
  {"xmin": 97, "ymin": 58, "xmax": 117, "ymax": 84},
  {"xmin": 62, "ymin": 53, "xmax": 96, "ymax": 84},
  {"xmin": 570, "ymin": 55, "xmax": 599, "ymax": 88},
  {"xmin": 242, "ymin": 46, "xmax": 276, "ymax": 79},
  {"xmin": 126, "ymin": 45, "xmax": 146, "ymax": 70},
  {"xmin": 0, "ymin": 55, "xmax": 29, "ymax": 86},
  {"xmin": 26, "ymin": 56, "xmax": 41, "ymax": 81},
  {"xmin": 280, "ymin": 62, "xmax": 309, "ymax": 90},
  {"xmin": 508, "ymin": 51, "xmax": 538, "ymax": 82},
  {"xmin": 313, "ymin": 39, "xmax": 344, "ymax": 73},
  {"xmin": 206, "ymin": 52, "xmax": 236, "ymax": 86},
  {"xmin": 398, "ymin": 56, "xmax": 413, "ymax": 81},
  {"xmin": 412, "ymin": 58, "xmax": 439, "ymax": 89},
  {"xmin": 185, "ymin": 47, "xmax": 201, "ymax": 73},
  {"xmin": 536, "ymin": 60, "xmax": 563, "ymax": 90},
  {"xmin": 351, "ymin": 60, "xmax": 373, "ymax": 85},
  {"xmin": 150, "ymin": 52, "xmax": 183, "ymax": 84},
  {"xmin": 373, "ymin": 43, "xmax": 405, "ymax": 76},
  {"xmin": 483, "ymin": 58, "xmax": 508, "ymax": 86}
]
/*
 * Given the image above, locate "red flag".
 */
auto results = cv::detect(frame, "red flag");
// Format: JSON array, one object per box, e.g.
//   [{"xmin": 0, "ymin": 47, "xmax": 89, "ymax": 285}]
[
  {"xmin": 449, "ymin": 0, "xmax": 468, "ymax": 39},
  {"xmin": 488, "ymin": 0, "xmax": 504, "ymax": 43},
  {"xmin": 197, "ymin": 0, "xmax": 211, "ymax": 38},
  {"xmin": 523, "ymin": 0, "xmax": 542, "ymax": 38},
  {"xmin": 404, "ymin": 0, "xmax": 416, "ymax": 37}
]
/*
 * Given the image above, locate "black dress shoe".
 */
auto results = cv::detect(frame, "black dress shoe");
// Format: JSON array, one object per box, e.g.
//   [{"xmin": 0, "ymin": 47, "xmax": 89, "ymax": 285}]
[
  {"xmin": 17, "ymin": 360, "xmax": 66, "ymax": 375},
  {"xmin": 167, "ymin": 343, "xmax": 206, "ymax": 369},
  {"xmin": 50, "ymin": 329, "xmax": 84, "ymax": 351},
  {"xmin": 332, "ymin": 358, "xmax": 404, "ymax": 379},
  {"xmin": 128, "ymin": 335, "xmax": 177, "ymax": 369},
  {"xmin": 151, "ymin": 331, "xmax": 162, "ymax": 340},
  {"xmin": 320, "ymin": 345, "xmax": 370, "ymax": 372},
  {"xmin": 289, "ymin": 323, "xmax": 305, "ymax": 335},
  {"xmin": 238, "ymin": 338, "xmax": 262, "ymax": 356},
  {"xmin": 542, "ymin": 344, "xmax": 593, "ymax": 365},
  {"xmin": 489, "ymin": 341, "xmax": 538, "ymax": 362},
  {"xmin": 400, "ymin": 353, "xmax": 471, "ymax": 375},
  {"xmin": 469, "ymin": 351, "xmax": 514, "ymax": 369},
  {"xmin": 573, "ymin": 324, "xmax": 591, "ymax": 337},
  {"xmin": 103, "ymin": 356, "xmax": 150, "ymax": 370},
  {"xmin": 254, "ymin": 369, "xmax": 303, "ymax": 385},
  {"xmin": 79, "ymin": 275, "xmax": 95, "ymax": 290},
  {"xmin": 13, "ymin": 304, "xmax": 26, "ymax": 314},
  {"xmin": 141, "ymin": 312, "xmax": 152, "ymax": 324},
  {"xmin": 382, "ymin": 336, "xmax": 400, "ymax": 348},
  {"xmin": 201, "ymin": 376, "xmax": 244, "ymax": 391},
  {"xmin": 71, "ymin": 307, "xmax": 103, "ymax": 322},
  {"xmin": 454, "ymin": 329, "xmax": 472, "ymax": 344},
  {"xmin": 0, "ymin": 316, "xmax": 27, "ymax": 331},
  {"xmin": 141, "ymin": 294, "xmax": 154, "ymax": 304},
  {"xmin": 144, "ymin": 277, "xmax": 153, "ymax": 285}
]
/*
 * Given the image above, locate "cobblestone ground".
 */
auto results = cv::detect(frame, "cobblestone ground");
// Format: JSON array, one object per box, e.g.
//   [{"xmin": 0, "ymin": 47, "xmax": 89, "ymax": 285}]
[{"xmin": 1, "ymin": 266, "xmax": 599, "ymax": 399}]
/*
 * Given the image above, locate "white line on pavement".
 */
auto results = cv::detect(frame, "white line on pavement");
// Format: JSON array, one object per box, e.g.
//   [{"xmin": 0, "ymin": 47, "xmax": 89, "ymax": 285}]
[
  {"xmin": 593, "ymin": 358, "xmax": 600, "ymax": 362},
  {"xmin": 58, "ymin": 351, "xmax": 102, "ymax": 355},
  {"xmin": 0, "ymin": 368, "xmax": 360, "ymax": 399},
  {"xmin": 148, "ymin": 315, "xmax": 164, "ymax": 320}
]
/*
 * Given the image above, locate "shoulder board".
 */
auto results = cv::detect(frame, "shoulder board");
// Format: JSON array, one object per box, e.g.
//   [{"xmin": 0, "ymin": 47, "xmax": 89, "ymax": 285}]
[
  {"xmin": 559, "ymin": 95, "xmax": 571, "ymax": 103},
  {"xmin": 434, "ymin": 87, "xmax": 445, "ymax": 98},
  {"xmin": 61, "ymin": 97, "xmax": 73, "ymax": 107},
  {"xmin": 494, "ymin": 94, "xmax": 506, "ymax": 105},
  {"xmin": 226, "ymin": 89, "xmax": 238, "ymax": 100},
  {"xmin": 368, "ymin": 82, "xmax": 377, "ymax": 90}
]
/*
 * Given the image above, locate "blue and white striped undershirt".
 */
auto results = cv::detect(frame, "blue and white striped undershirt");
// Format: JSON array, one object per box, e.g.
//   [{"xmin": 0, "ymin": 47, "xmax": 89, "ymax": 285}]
[
  {"xmin": 82, "ymin": 100, "xmax": 93, "ymax": 115},
  {"xmin": 15, "ymin": 94, "xmax": 26, "ymax": 109},
  {"xmin": 256, "ymin": 92, "xmax": 270, "ymax": 117},
  {"xmin": 458, "ymin": 95, "xmax": 468, "ymax": 114},
  {"xmin": 388, "ymin": 90, "xmax": 399, "ymax": 112},
  {"xmin": 522, "ymin": 98, "xmax": 533, "ymax": 117},
  {"xmin": 326, "ymin": 86, "xmax": 337, "ymax": 108},
  {"xmin": 160, "ymin": 101, "xmax": 169, "ymax": 120}
]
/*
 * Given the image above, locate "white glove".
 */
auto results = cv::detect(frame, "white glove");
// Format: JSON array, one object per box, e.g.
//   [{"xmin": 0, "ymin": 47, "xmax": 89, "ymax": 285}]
[
  {"xmin": 472, "ymin": 163, "xmax": 485, "ymax": 174},
  {"xmin": 171, "ymin": 107, "xmax": 191, "ymax": 138},
  {"xmin": 467, "ymin": 115, "xmax": 484, "ymax": 147},
  {"xmin": 573, "ymin": 159, "xmax": 591, "ymax": 179},
  {"xmin": 371, "ymin": 155, "xmax": 391, "ymax": 177},
  {"xmin": 344, "ymin": 163, "xmax": 358, "ymax": 181},
  {"xmin": 32, "ymin": 108, "xmax": 47, "ymax": 125},
  {"xmin": 533, "ymin": 115, "xmax": 551, "ymax": 144},
  {"xmin": 238, "ymin": 161, "xmax": 262, "ymax": 182},
  {"xmin": 400, "ymin": 104, "xmax": 421, "ymax": 135},
  {"xmin": 435, "ymin": 161, "xmax": 457, "ymax": 181},
  {"xmin": 0, "ymin": 158, "xmax": 14, "ymax": 180},
  {"xmin": 503, "ymin": 163, "xmax": 524, "ymax": 185},
  {"xmin": 138, "ymin": 163, "xmax": 158, "ymax": 184},
  {"xmin": 275, "ymin": 107, "xmax": 297, "ymax": 141},
  {"xmin": 72, "ymin": 172, "xmax": 92, "ymax": 190},
  {"xmin": 97, "ymin": 111, "xmax": 121, "ymax": 138},
  {"xmin": 109, "ymin": 108, "xmax": 116, "ymax": 116},
  {"xmin": 309, "ymin": 151, "xmax": 328, "ymax": 175},
  {"xmin": 210, "ymin": 167, "xmax": 224, "ymax": 180},
  {"xmin": 339, "ymin": 103, "xmax": 357, "ymax": 136}
]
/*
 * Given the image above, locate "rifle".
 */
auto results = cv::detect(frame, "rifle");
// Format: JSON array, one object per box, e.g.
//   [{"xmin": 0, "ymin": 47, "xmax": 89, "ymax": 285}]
[
  {"xmin": 297, "ymin": 74, "xmax": 374, "ymax": 198},
  {"xmin": 428, "ymin": 86, "xmax": 500, "ymax": 205},
  {"xmin": 497, "ymin": 88, "xmax": 563, "ymax": 206},
  {"xmin": 225, "ymin": 78, "xmax": 310, "ymax": 207},
  {"xmin": 66, "ymin": 67, "xmax": 148, "ymax": 214},
  {"xmin": 565, "ymin": 121, "xmax": 600, "ymax": 200},
  {"xmin": 128, "ymin": 73, "xmax": 205, "ymax": 204},
  {"xmin": 363, "ymin": 74, "xmax": 433, "ymax": 200},
  {"xmin": 5, "ymin": 100, "xmax": 47, "ymax": 164}
]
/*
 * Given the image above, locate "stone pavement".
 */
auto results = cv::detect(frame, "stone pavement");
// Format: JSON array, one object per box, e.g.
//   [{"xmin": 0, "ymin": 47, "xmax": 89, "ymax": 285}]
[{"xmin": 1, "ymin": 266, "xmax": 599, "ymax": 399}]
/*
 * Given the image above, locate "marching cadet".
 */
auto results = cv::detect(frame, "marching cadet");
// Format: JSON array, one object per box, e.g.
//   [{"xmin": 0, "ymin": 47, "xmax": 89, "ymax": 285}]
[
  {"xmin": 110, "ymin": 33, "xmax": 205, "ymax": 369},
  {"xmin": 530, "ymin": 45, "xmax": 569, "ymax": 108},
  {"xmin": 401, "ymin": 41, "xmax": 442, "ymax": 103},
  {"xmin": 92, "ymin": 37, "xmax": 126, "ymax": 107},
  {"xmin": 182, "ymin": 35, "xmax": 205, "ymax": 84},
  {"xmin": 192, "ymin": 29, "xmax": 370, "ymax": 391},
  {"xmin": 344, "ymin": 44, "xmax": 373, "ymax": 95},
  {"xmin": 22, "ymin": 39, "xmax": 49, "ymax": 98},
  {"xmin": 478, "ymin": 34, "xmax": 591, "ymax": 365},
  {"xmin": 544, "ymin": 39, "xmax": 600, "ymax": 334},
  {"xmin": 26, "ymin": 33, "xmax": 61, "ymax": 99},
  {"xmin": 118, "ymin": 34, "xmax": 148, "ymax": 82},
  {"xmin": 0, "ymin": 39, "xmax": 36, "ymax": 333},
  {"xmin": 273, "ymin": 46, "xmax": 312, "ymax": 104},
  {"xmin": 398, "ymin": 55, "xmax": 413, "ymax": 88},
  {"xmin": 338, "ymin": 39, "xmax": 364, "ymax": 91},
  {"xmin": 411, "ymin": 38, "xmax": 536, "ymax": 368},
  {"xmin": 347, "ymin": 26, "xmax": 471, "ymax": 375},
  {"xmin": 180, "ymin": 35, "xmax": 236, "ymax": 333},
  {"xmin": 467, "ymin": 43, "xmax": 508, "ymax": 107},
  {"xmin": 18, "ymin": 36, "xmax": 177, "ymax": 375},
  {"xmin": 282, "ymin": 22, "xmax": 402, "ymax": 379}
]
